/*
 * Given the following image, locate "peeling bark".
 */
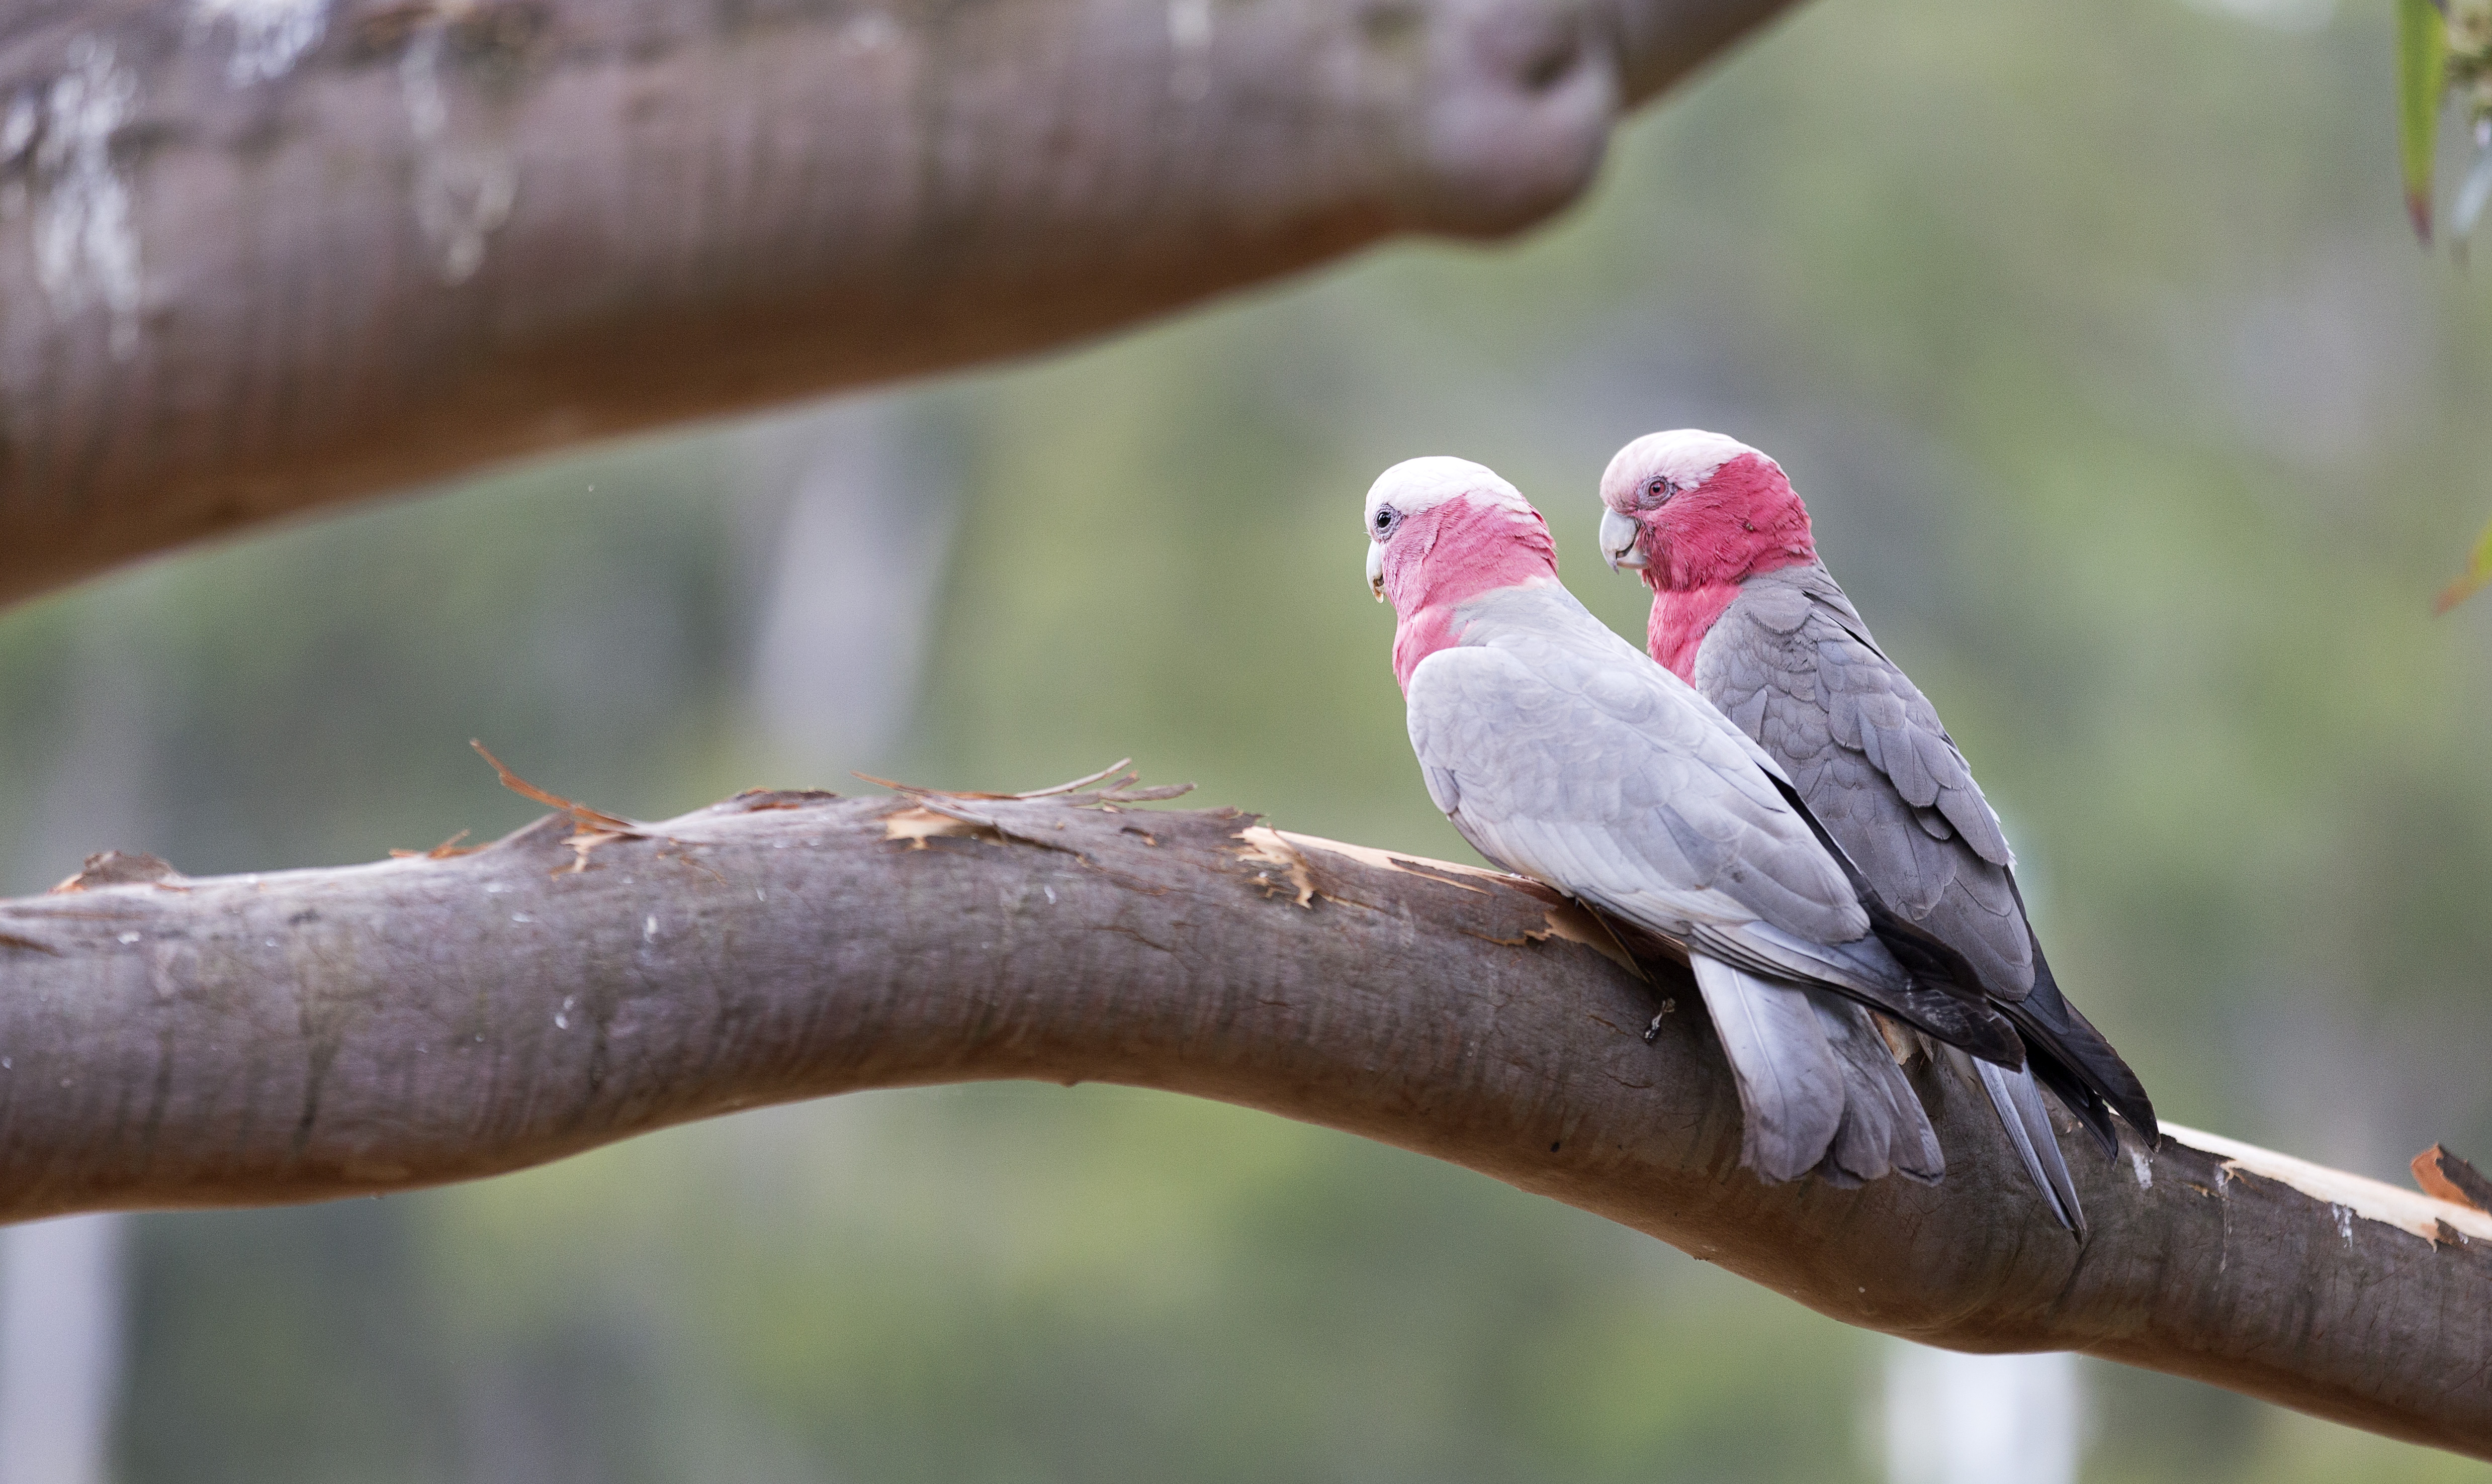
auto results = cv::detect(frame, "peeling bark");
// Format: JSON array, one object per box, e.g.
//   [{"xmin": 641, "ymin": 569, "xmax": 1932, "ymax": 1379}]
[
  {"xmin": 0, "ymin": 0, "xmax": 1794, "ymax": 605},
  {"xmin": 0, "ymin": 790, "xmax": 2486, "ymax": 1456}
]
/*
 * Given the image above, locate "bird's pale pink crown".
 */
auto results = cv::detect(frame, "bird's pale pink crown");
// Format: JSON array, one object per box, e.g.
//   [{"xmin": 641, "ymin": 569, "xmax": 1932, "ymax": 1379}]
[
  {"xmin": 1364, "ymin": 456, "xmax": 1557, "ymax": 692},
  {"xmin": 1597, "ymin": 430, "xmax": 1815, "ymax": 681}
]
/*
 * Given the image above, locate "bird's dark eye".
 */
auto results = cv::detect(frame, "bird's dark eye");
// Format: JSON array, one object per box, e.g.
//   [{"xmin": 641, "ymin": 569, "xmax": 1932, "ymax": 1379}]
[
  {"xmin": 1372, "ymin": 506, "xmax": 1398, "ymax": 534},
  {"xmin": 1643, "ymin": 477, "xmax": 1673, "ymax": 507}
]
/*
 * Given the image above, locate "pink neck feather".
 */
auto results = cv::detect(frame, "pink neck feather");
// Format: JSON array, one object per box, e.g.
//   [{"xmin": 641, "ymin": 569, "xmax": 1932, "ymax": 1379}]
[
  {"xmin": 1637, "ymin": 452, "xmax": 1814, "ymax": 682},
  {"xmin": 1647, "ymin": 586, "xmax": 1739, "ymax": 682},
  {"xmin": 1381, "ymin": 497, "xmax": 1558, "ymax": 692}
]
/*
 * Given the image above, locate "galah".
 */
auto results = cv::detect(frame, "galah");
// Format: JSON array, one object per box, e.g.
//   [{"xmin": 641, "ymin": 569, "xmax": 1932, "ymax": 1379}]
[
  {"xmin": 1365, "ymin": 456, "xmax": 2027, "ymax": 1188},
  {"xmin": 1597, "ymin": 430, "xmax": 2158, "ymax": 1232}
]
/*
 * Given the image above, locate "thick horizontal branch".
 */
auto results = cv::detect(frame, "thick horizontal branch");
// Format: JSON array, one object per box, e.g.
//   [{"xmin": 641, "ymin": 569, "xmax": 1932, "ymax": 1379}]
[
  {"xmin": 0, "ymin": 791, "xmax": 2486, "ymax": 1455},
  {"xmin": 0, "ymin": 0, "xmax": 1793, "ymax": 605}
]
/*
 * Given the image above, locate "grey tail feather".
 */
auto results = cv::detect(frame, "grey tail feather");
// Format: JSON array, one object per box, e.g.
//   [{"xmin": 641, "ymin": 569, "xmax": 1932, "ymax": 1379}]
[
  {"xmin": 1689, "ymin": 955, "xmax": 1844, "ymax": 1184},
  {"xmin": 1812, "ymin": 996, "xmax": 1944, "ymax": 1186},
  {"xmin": 1960, "ymin": 1050, "xmax": 2085, "ymax": 1235}
]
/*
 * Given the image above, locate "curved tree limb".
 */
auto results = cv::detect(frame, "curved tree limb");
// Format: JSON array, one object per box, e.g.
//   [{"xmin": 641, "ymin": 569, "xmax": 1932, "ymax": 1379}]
[
  {"xmin": 0, "ymin": 0, "xmax": 1795, "ymax": 606},
  {"xmin": 1, "ymin": 790, "xmax": 2486, "ymax": 1456}
]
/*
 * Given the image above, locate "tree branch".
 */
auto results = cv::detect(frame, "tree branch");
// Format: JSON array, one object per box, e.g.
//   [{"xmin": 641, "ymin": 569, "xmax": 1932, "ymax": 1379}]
[
  {"xmin": 1, "ymin": 791, "xmax": 2486, "ymax": 1456},
  {"xmin": 0, "ymin": 0, "xmax": 1795, "ymax": 606}
]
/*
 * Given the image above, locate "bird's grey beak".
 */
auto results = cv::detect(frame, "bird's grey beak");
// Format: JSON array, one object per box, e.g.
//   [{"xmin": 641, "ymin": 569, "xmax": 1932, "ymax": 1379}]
[
  {"xmin": 1366, "ymin": 540, "xmax": 1387, "ymax": 601},
  {"xmin": 1600, "ymin": 507, "xmax": 1648, "ymax": 570}
]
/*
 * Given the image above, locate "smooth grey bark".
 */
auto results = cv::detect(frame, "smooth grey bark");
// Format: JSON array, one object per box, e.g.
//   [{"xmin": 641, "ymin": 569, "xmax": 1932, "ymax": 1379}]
[
  {"xmin": 0, "ymin": 0, "xmax": 1795, "ymax": 606},
  {"xmin": 1, "ymin": 788, "xmax": 2486, "ymax": 1457}
]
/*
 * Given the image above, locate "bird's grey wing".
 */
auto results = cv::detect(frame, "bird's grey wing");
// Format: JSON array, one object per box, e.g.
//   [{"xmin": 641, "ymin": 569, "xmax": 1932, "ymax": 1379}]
[
  {"xmin": 1686, "ymin": 919, "xmax": 2022, "ymax": 1066},
  {"xmin": 1408, "ymin": 643, "xmax": 2021, "ymax": 1068},
  {"xmin": 1405, "ymin": 643, "xmax": 1865, "ymax": 947},
  {"xmin": 1698, "ymin": 566, "xmax": 2033, "ymax": 1000}
]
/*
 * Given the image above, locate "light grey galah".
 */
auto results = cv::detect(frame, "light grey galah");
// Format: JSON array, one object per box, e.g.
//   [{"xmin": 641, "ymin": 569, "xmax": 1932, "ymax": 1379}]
[
  {"xmin": 1365, "ymin": 456, "xmax": 2026, "ymax": 1188},
  {"xmin": 1598, "ymin": 430, "xmax": 2159, "ymax": 1233}
]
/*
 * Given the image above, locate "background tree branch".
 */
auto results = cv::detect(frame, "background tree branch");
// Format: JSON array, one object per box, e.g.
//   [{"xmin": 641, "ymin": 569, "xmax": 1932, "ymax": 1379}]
[
  {"xmin": 0, "ymin": 0, "xmax": 1792, "ymax": 607},
  {"xmin": 3, "ymin": 788, "xmax": 2486, "ymax": 1456}
]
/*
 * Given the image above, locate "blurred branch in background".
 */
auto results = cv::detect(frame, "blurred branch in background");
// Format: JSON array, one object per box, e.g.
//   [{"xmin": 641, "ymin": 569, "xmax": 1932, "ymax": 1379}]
[
  {"xmin": 735, "ymin": 397, "xmax": 962, "ymax": 777},
  {"xmin": 0, "ymin": 1216, "xmax": 123, "ymax": 1484},
  {"xmin": 0, "ymin": 0, "xmax": 1795, "ymax": 608},
  {"xmin": 1883, "ymin": 1344, "xmax": 2081, "ymax": 1484},
  {"xmin": 0, "ymin": 791, "xmax": 2488, "ymax": 1457}
]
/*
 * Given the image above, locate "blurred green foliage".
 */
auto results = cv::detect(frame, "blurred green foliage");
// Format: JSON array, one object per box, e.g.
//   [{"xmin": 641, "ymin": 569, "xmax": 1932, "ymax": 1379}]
[
  {"xmin": 2440, "ymin": 511, "xmax": 2492, "ymax": 611},
  {"xmin": 2397, "ymin": 0, "xmax": 2446, "ymax": 236},
  {"xmin": 4, "ymin": 0, "xmax": 2491, "ymax": 1475}
]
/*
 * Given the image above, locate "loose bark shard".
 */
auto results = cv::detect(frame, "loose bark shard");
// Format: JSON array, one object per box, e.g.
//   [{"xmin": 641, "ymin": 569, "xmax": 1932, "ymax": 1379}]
[
  {"xmin": 1233, "ymin": 826, "xmax": 1320, "ymax": 907},
  {"xmin": 470, "ymin": 740, "xmax": 641, "ymax": 834},
  {"xmin": 883, "ymin": 806, "xmax": 1004, "ymax": 849},
  {"xmin": 726, "ymin": 790, "xmax": 844, "ymax": 813},
  {"xmin": 390, "ymin": 829, "xmax": 476, "ymax": 860},
  {"xmin": 2411, "ymin": 1144, "xmax": 2492, "ymax": 1215},
  {"xmin": 1525, "ymin": 902, "xmax": 1653, "ymax": 978}
]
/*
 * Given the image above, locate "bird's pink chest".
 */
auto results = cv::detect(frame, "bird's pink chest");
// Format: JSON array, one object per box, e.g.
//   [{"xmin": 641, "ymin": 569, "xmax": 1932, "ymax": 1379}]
[{"xmin": 1648, "ymin": 583, "xmax": 1741, "ymax": 683}]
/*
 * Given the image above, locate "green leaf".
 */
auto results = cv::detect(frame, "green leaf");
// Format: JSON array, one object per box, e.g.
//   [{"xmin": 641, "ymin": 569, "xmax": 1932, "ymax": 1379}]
[
  {"xmin": 2434, "ymin": 509, "xmax": 2492, "ymax": 614},
  {"xmin": 2400, "ymin": 0, "xmax": 2450, "ymax": 240}
]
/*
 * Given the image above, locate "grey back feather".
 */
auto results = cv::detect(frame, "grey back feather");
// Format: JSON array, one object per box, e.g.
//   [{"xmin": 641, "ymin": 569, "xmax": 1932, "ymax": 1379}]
[{"xmin": 1695, "ymin": 565, "xmax": 2032, "ymax": 999}]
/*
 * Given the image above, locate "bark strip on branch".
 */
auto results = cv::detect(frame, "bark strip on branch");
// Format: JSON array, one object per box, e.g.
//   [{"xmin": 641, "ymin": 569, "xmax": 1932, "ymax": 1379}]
[
  {"xmin": 0, "ymin": 791, "xmax": 2486, "ymax": 1456},
  {"xmin": 0, "ymin": 0, "xmax": 1795, "ymax": 606}
]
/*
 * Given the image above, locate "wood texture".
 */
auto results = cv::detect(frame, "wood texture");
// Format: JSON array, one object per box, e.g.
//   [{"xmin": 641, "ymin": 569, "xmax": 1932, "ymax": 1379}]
[{"xmin": 2, "ymin": 789, "xmax": 2486, "ymax": 1455}]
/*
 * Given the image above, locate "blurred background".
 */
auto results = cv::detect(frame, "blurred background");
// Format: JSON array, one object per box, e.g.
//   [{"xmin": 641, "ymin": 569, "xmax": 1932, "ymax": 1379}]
[{"xmin": 4, "ymin": 0, "xmax": 2492, "ymax": 1475}]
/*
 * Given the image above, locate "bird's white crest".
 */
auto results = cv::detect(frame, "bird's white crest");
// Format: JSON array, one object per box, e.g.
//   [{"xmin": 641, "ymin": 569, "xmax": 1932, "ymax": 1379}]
[
  {"xmin": 1598, "ymin": 429, "xmax": 1771, "ymax": 508},
  {"xmin": 1365, "ymin": 456, "xmax": 1535, "ymax": 532}
]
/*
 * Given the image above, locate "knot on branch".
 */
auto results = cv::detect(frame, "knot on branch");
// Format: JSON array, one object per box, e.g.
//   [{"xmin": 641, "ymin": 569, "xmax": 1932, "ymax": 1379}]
[{"xmin": 48, "ymin": 850, "xmax": 182, "ymax": 893}]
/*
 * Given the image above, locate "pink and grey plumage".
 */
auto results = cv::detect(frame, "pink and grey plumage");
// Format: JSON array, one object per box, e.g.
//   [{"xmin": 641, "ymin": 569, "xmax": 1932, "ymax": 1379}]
[
  {"xmin": 1597, "ymin": 430, "xmax": 2158, "ymax": 1233},
  {"xmin": 1364, "ymin": 456, "xmax": 2026, "ymax": 1189}
]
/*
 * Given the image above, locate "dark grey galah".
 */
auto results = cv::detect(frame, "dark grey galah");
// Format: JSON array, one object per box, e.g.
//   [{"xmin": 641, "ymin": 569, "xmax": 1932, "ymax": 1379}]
[
  {"xmin": 1366, "ymin": 456, "xmax": 2027, "ymax": 1188},
  {"xmin": 1597, "ymin": 430, "xmax": 2158, "ymax": 1233}
]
